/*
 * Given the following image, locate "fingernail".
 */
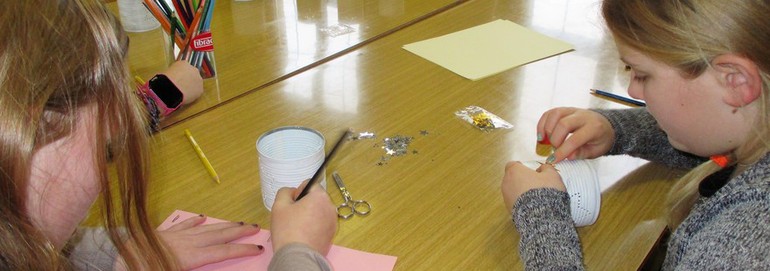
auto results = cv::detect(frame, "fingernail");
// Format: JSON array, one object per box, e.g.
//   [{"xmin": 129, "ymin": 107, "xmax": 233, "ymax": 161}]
[
  {"xmin": 198, "ymin": 214, "xmax": 205, "ymax": 217},
  {"xmin": 252, "ymin": 223, "xmax": 259, "ymax": 228},
  {"xmin": 538, "ymin": 134, "xmax": 551, "ymax": 145},
  {"xmin": 257, "ymin": 245, "xmax": 264, "ymax": 250},
  {"xmin": 545, "ymin": 154, "xmax": 556, "ymax": 164},
  {"xmin": 536, "ymin": 133, "xmax": 543, "ymax": 142},
  {"xmin": 238, "ymin": 221, "xmax": 245, "ymax": 226}
]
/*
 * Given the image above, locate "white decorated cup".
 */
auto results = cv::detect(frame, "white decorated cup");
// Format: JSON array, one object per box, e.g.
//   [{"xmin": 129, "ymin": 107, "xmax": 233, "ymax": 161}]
[
  {"xmin": 522, "ymin": 160, "xmax": 601, "ymax": 227},
  {"xmin": 257, "ymin": 126, "xmax": 327, "ymax": 211}
]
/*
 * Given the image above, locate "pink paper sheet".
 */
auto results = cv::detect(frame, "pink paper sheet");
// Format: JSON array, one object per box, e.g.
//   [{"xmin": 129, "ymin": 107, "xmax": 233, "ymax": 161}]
[{"xmin": 158, "ymin": 210, "xmax": 397, "ymax": 271}]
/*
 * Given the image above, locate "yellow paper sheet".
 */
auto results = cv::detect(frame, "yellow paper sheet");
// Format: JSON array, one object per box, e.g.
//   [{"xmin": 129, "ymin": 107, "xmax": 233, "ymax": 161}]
[{"xmin": 403, "ymin": 19, "xmax": 574, "ymax": 81}]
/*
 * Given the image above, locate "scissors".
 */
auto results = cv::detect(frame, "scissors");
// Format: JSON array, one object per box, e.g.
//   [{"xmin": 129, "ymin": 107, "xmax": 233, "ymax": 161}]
[{"xmin": 332, "ymin": 172, "xmax": 371, "ymax": 219}]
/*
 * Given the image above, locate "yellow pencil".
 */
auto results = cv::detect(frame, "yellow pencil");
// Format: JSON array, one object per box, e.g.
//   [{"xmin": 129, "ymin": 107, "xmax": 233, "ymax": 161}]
[
  {"xmin": 134, "ymin": 76, "xmax": 146, "ymax": 85},
  {"xmin": 184, "ymin": 129, "xmax": 220, "ymax": 184}
]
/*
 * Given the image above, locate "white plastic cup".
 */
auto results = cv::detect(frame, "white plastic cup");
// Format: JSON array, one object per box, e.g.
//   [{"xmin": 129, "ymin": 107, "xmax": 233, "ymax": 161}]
[
  {"xmin": 256, "ymin": 127, "xmax": 327, "ymax": 211},
  {"xmin": 117, "ymin": 0, "xmax": 161, "ymax": 32},
  {"xmin": 522, "ymin": 160, "xmax": 601, "ymax": 227}
]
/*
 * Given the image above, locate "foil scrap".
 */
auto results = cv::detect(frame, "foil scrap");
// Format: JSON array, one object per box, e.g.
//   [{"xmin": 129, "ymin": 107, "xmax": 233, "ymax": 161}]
[{"xmin": 455, "ymin": 105, "xmax": 513, "ymax": 131}]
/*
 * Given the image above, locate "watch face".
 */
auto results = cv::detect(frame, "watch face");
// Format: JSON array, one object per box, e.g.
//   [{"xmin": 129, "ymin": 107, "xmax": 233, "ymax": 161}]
[{"xmin": 149, "ymin": 74, "xmax": 183, "ymax": 108}]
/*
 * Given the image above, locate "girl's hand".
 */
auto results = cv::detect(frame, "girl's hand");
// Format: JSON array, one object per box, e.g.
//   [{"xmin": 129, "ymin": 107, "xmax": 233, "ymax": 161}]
[
  {"xmin": 157, "ymin": 215, "xmax": 264, "ymax": 270},
  {"xmin": 501, "ymin": 161, "xmax": 566, "ymax": 212},
  {"xmin": 537, "ymin": 107, "xmax": 615, "ymax": 164},
  {"xmin": 270, "ymin": 181, "xmax": 337, "ymax": 255}
]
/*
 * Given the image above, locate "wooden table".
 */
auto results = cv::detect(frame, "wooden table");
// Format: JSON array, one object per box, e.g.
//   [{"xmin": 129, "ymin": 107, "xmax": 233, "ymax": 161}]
[
  {"xmin": 101, "ymin": 0, "xmax": 683, "ymax": 269},
  {"xmin": 108, "ymin": 0, "xmax": 465, "ymax": 127}
]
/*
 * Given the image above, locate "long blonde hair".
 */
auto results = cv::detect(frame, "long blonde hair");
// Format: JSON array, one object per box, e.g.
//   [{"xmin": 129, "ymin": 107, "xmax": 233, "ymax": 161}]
[
  {"xmin": 0, "ymin": 0, "xmax": 175, "ymax": 269},
  {"xmin": 602, "ymin": 0, "xmax": 770, "ymax": 228}
]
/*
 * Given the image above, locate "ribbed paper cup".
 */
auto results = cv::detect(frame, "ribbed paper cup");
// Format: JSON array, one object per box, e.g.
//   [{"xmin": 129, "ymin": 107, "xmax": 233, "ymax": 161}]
[
  {"xmin": 257, "ymin": 127, "xmax": 326, "ymax": 211},
  {"xmin": 521, "ymin": 160, "xmax": 601, "ymax": 227},
  {"xmin": 117, "ymin": 0, "xmax": 160, "ymax": 32}
]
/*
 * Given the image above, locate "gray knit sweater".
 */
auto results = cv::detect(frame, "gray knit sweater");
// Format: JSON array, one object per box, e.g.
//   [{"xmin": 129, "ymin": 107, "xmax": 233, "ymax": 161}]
[{"xmin": 512, "ymin": 108, "xmax": 770, "ymax": 270}]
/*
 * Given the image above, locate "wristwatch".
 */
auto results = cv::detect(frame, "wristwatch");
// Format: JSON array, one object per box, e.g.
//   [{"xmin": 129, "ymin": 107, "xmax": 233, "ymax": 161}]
[{"xmin": 146, "ymin": 74, "xmax": 184, "ymax": 116}]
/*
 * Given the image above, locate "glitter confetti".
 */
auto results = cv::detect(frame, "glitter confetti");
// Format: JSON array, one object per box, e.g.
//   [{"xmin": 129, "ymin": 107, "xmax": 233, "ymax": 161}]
[
  {"xmin": 373, "ymin": 134, "xmax": 418, "ymax": 165},
  {"xmin": 382, "ymin": 135, "xmax": 413, "ymax": 157},
  {"xmin": 455, "ymin": 106, "xmax": 513, "ymax": 131},
  {"xmin": 349, "ymin": 131, "xmax": 376, "ymax": 140}
]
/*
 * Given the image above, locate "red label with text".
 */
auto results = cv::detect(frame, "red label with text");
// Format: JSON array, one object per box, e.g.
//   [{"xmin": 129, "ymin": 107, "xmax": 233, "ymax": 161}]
[{"xmin": 191, "ymin": 32, "xmax": 214, "ymax": 52}]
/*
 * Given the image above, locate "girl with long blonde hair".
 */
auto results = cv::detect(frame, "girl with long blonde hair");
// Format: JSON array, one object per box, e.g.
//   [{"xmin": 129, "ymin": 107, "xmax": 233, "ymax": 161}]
[
  {"xmin": 0, "ymin": 0, "xmax": 280, "ymax": 269},
  {"xmin": 501, "ymin": 0, "xmax": 770, "ymax": 269}
]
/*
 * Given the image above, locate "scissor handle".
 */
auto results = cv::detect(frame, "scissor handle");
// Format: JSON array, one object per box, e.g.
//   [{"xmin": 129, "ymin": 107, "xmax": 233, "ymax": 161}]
[
  {"xmin": 351, "ymin": 200, "xmax": 371, "ymax": 216},
  {"xmin": 337, "ymin": 202, "xmax": 355, "ymax": 219},
  {"xmin": 337, "ymin": 200, "xmax": 372, "ymax": 219}
]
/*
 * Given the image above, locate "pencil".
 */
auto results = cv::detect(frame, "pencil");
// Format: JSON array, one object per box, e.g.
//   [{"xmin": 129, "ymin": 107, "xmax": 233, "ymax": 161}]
[
  {"xmin": 134, "ymin": 76, "xmax": 145, "ymax": 85},
  {"xmin": 142, "ymin": 1, "xmax": 185, "ymax": 48},
  {"xmin": 589, "ymin": 88, "xmax": 646, "ymax": 107},
  {"xmin": 184, "ymin": 129, "xmax": 220, "ymax": 184}
]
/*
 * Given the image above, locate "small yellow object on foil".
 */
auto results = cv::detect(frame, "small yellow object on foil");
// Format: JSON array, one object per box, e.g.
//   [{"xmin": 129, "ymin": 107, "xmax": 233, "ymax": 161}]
[
  {"xmin": 455, "ymin": 106, "xmax": 513, "ymax": 131},
  {"xmin": 471, "ymin": 112, "xmax": 494, "ymax": 129}
]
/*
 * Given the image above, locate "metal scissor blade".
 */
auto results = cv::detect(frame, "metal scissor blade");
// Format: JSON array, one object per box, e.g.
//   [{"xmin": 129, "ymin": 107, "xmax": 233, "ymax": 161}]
[{"xmin": 332, "ymin": 171, "xmax": 346, "ymax": 189}]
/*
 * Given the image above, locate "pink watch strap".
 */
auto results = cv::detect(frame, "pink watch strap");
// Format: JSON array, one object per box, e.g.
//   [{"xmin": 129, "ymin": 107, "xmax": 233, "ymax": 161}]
[{"xmin": 141, "ymin": 82, "xmax": 181, "ymax": 117}]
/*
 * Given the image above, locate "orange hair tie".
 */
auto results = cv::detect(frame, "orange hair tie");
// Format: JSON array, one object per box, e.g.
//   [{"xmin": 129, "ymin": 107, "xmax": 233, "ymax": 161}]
[{"xmin": 710, "ymin": 155, "xmax": 730, "ymax": 168}]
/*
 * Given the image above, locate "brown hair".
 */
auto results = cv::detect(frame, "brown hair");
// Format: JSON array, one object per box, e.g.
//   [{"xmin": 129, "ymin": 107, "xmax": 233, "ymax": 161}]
[
  {"xmin": 602, "ymin": 0, "xmax": 770, "ymax": 228},
  {"xmin": 0, "ymin": 0, "xmax": 175, "ymax": 269}
]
